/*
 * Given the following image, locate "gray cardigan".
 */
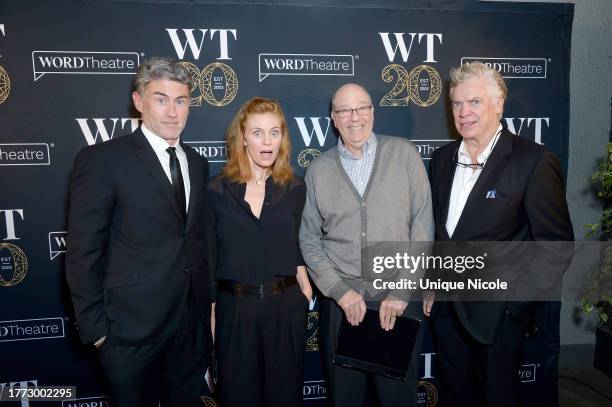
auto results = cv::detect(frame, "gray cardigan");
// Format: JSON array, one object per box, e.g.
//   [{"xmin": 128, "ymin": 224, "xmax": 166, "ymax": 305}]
[{"xmin": 299, "ymin": 134, "xmax": 434, "ymax": 302}]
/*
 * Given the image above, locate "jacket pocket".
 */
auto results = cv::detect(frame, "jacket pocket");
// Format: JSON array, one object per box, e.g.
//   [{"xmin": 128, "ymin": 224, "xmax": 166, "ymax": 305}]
[{"xmin": 103, "ymin": 270, "xmax": 153, "ymax": 288}]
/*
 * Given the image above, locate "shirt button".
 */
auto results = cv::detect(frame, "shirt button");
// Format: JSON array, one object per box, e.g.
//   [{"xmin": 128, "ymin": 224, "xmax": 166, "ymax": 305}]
[{"xmin": 361, "ymin": 232, "xmax": 366, "ymax": 237}]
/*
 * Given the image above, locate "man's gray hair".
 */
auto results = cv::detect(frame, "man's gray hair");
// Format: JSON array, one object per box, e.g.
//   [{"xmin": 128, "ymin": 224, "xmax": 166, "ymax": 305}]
[
  {"xmin": 449, "ymin": 61, "xmax": 508, "ymax": 100},
  {"xmin": 133, "ymin": 56, "xmax": 191, "ymax": 94}
]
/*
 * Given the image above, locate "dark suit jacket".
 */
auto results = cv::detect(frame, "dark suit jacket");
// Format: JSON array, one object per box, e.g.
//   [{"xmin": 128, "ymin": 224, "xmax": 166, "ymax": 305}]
[
  {"xmin": 429, "ymin": 129, "xmax": 573, "ymax": 345},
  {"xmin": 66, "ymin": 128, "xmax": 212, "ymax": 346}
]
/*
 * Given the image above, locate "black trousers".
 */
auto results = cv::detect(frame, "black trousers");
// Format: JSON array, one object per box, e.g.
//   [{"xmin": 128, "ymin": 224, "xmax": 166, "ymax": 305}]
[
  {"xmin": 215, "ymin": 283, "xmax": 308, "ymax": 407},
  {"xmin": 97, "ymin": 301, "xmax": 211, "ymax": 407},
  {"xmin": 319, "ymin": 297, "xmax": 422, "ymax": 407},
  {"xmin": 430, "ymin": 302, "xmax": 525, "ymax": 407}
]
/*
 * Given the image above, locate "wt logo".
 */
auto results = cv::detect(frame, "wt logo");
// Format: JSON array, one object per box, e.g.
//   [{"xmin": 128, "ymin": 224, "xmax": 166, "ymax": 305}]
[
  {"xmin": 294, "ymin": 117, "xmax": 331, "ymax": 147},
  {"xmin": 166, "ymin": 29, "xmax": 237, "ymax": 60},
  {"xmin": 503, "ymin": 117, "xmax": 550, "ymax": 144},
  {"xmin": 1, "ymin": 209, "xmax": 23, "ymax": 240},
  {"xmin": 49, "ymin": 231, "xmax": 67, "ymax": 260},
  {"xmin": 379, "ymin": 33, "xmax": 443, "ymax": 63},
  {"xmin": 420, "ymin": 352, "xmax": 436, "ymax": 379},
  {"xmin": 76, "ymin": 118, "xmax": 141, "ymax": 145}
]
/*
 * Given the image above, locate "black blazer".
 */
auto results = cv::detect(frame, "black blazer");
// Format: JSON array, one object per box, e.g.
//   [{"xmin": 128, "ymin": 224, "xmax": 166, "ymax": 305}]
[
  {"xmin": 429, "ymin": 129, "xmax": 573, "ymax": 344},
  {"xmin": 66, "ymin": 128, "xmax": 211, "ymax": 346}
]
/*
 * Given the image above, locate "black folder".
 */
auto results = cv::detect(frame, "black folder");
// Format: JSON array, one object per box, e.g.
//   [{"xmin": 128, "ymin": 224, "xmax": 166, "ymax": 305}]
[{"xmin": 332, "ymin": 309, "xmax": 421, "ymax": 381}]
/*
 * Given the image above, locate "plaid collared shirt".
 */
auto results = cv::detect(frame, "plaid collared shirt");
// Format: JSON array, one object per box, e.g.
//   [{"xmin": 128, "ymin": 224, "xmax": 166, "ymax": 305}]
[{"xmin": 337, "ymin": 133, "xmax": 377, "ymax": 196}]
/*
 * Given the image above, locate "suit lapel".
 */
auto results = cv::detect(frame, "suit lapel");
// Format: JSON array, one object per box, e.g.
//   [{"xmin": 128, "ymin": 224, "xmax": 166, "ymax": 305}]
[
  {"xmin": 184, "ymin": 143, "xmax": 201, "ymax": 230},
  {"xmin": 130, "ymin": 129, "xmax": 184, "ymax": 223},
  {"xmin": 452, "ymin": 130, "xmax": 513, "ymax": 240}
]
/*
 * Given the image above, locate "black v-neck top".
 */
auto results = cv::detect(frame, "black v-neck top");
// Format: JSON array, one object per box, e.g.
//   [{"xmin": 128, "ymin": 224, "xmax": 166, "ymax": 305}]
[{"xmin": 207, "ymin": 174, "xmax": 306, "ymax": 289}]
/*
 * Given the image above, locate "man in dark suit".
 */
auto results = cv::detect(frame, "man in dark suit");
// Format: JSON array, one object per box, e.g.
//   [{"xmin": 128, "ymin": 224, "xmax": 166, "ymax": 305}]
[
  {"xmin": 426, "ymin": 62, "xmax": 573, "ymax": 407},
  {"xmin": 66, "ymin": 57, "xmax": 212, "ymax": 407}
]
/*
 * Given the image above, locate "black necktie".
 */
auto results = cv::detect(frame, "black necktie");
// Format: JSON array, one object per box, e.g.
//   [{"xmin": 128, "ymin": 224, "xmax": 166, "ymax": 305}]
[{"xmin": 167, "ymin": 147, "xmax": 187, "ymax": 218}]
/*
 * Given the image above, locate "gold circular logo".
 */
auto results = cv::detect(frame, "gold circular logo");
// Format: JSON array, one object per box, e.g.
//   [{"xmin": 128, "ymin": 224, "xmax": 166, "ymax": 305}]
[
  {"xmin": 200, "ymin": 395, "xmax": 217, "ymax": 407},
  {"xmin": 0, "ymin": 65, "xmax": 10, "ymax": 104},
  {"xmin": 380, "ymin": 64, "xmax": 410, "ymax": 106},
  {"xmin": 407, "ymin": 65, "xmax": 442, "ymax": 107},
  {"xmin": 179, "ymin": 61, "xmax": 203, "ymax": 107},
  {"xmin": 0, "ymin": 243, "xmax": 28, "ymax": 287},
  {"xmin": 297, "ymin": 149, "xmax": 321, "ymax": 168},
  {"xmin": 417, "ymin": 380, "xmax": 438, "ymax": 407},
  {"xmin": 199, "ymin": 63, "xmax": 238, "ymax": 107}
]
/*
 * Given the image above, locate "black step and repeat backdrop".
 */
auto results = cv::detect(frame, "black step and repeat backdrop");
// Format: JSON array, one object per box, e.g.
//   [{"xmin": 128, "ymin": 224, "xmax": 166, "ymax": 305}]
[{"xmin": 0, "ymin": 1, "xmax": 573, "ymax": 406}]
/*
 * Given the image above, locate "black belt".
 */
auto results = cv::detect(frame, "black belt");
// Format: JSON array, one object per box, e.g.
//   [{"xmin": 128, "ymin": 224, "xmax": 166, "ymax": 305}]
[{"xmin": 218, "ymin": 276, "xmax": 298, "ymax": 298}]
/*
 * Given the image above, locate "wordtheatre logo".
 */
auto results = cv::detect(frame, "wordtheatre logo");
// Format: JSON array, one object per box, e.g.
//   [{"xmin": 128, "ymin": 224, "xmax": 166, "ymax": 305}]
[
  {"xmin": 0, "ymin": 380, "xmax": 39, "ymax": 407},
  {"xmin": 409, "ymin": 139, "xmax": 453, "ymax": 160},
  {"xmin": 184, "ymin": 141, "xmax": 228, "ymax": 163},
  {"xmin": 0, "ymin": 143, "xmax": 50, "ymax": 166},
  {"xmin": 32, "ymin": 51, "xmax": 140, "ymax": 82},
  {"xmin": 258, "ymin": 53, "xmax": 354, "ymax": 82},
  {"xmin": 167, "ymin": 29, "xmax": 238, "ymax": 107},
  {"xmin": 294, "ymin": 117, "xmax": 332, "ymax": 168},
  {"xmin": 461, "ymin": 57, "xmax": 547, "ymax": 79},
  {"xmin": 0, "ymin": 317, "xmax": 65, "ymax": 343},
  {"xmin": 75, "ymin": 118, "xmax": 141, "ymax": 146},
  {"xmin": 378, "ymin": 32, "xmax": 443, "ymax": 107},
  {"xmin": 49, "ymin": 231, "xmax": 67, "ymax": 260},
  {"xmin": 62, "ymin": 396, "xmax": 110, "ymax": 407},
  {"xmin": 0, "ymin": 209, "xmax": 28, "ymax": 287},
  {"xmin": 303, "ymin": 380, "xmax": 327, "ymax": 401},
  {"xmin": 519, "ymin": 363, "xmax": 537, "ymax": 383},
  {"xmin": 503, "ymin": 117, "xmax": 549, "ymax": 144}
]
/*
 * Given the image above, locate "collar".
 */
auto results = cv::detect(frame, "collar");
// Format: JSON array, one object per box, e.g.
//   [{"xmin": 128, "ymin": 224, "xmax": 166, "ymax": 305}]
[
  {"xmin": 141, "ymin": 124, "xmax": 182, "ymax": 155},
  {"xmin": 337, "ymin": 132, "xmax": 377, "ymax": 160},
  {"xmin": 457, "ymin": 123, "xmax": 503, "ymax": 163}
]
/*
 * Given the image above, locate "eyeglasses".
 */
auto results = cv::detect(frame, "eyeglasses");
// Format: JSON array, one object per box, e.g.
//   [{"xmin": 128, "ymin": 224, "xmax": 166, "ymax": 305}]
[
  {"xmin": 451, "ymin": 129, "xmax": 502, "ymax": 170},
  {"xmin": 333, "ymin": 105, "xmax": 373, "ymax": 118},
  {"xmin": 452, "ymin": 158, "xmax": 485, "ymax": 169}
]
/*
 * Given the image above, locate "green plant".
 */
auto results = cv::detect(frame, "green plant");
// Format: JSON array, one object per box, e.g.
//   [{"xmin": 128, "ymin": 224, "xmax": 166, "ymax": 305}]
[{"xmin": 583, "ymin": 142, "xmax": 612, "ymax": 325}]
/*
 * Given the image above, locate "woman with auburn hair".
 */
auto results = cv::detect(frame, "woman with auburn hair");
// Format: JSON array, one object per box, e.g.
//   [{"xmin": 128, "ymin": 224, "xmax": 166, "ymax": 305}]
[{"xmin": 208, "ymin": 97, "xmax": 312, "ymax": 406}]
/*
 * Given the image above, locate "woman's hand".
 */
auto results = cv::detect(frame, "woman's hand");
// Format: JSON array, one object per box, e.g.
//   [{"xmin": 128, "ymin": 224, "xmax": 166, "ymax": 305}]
[{"xmin": 296, "ymin": 266, "xmax": 313, "ymax": 303}]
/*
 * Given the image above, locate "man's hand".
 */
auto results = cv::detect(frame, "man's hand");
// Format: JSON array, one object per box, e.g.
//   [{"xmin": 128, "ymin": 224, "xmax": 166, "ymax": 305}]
[
  {"xmin": 338, "ymin": 290, "xmax": 366, "ymax": 326},
  {"xmin": 379, "ymin": 297, "xmax": 407, "ymax": 331},
  {"xmin": 423, "ymin": 291, "xmax": 435, "ymax": 317}
]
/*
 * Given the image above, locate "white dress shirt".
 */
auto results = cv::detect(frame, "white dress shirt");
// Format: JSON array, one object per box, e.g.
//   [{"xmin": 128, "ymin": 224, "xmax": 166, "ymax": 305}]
[
  {"xmin": 141, "ymin": 124, "xmax": 191, "ymax": 211},
  {"xmin": 445, "ymin": 124, "xmax": 502, "ymax": 237}
]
